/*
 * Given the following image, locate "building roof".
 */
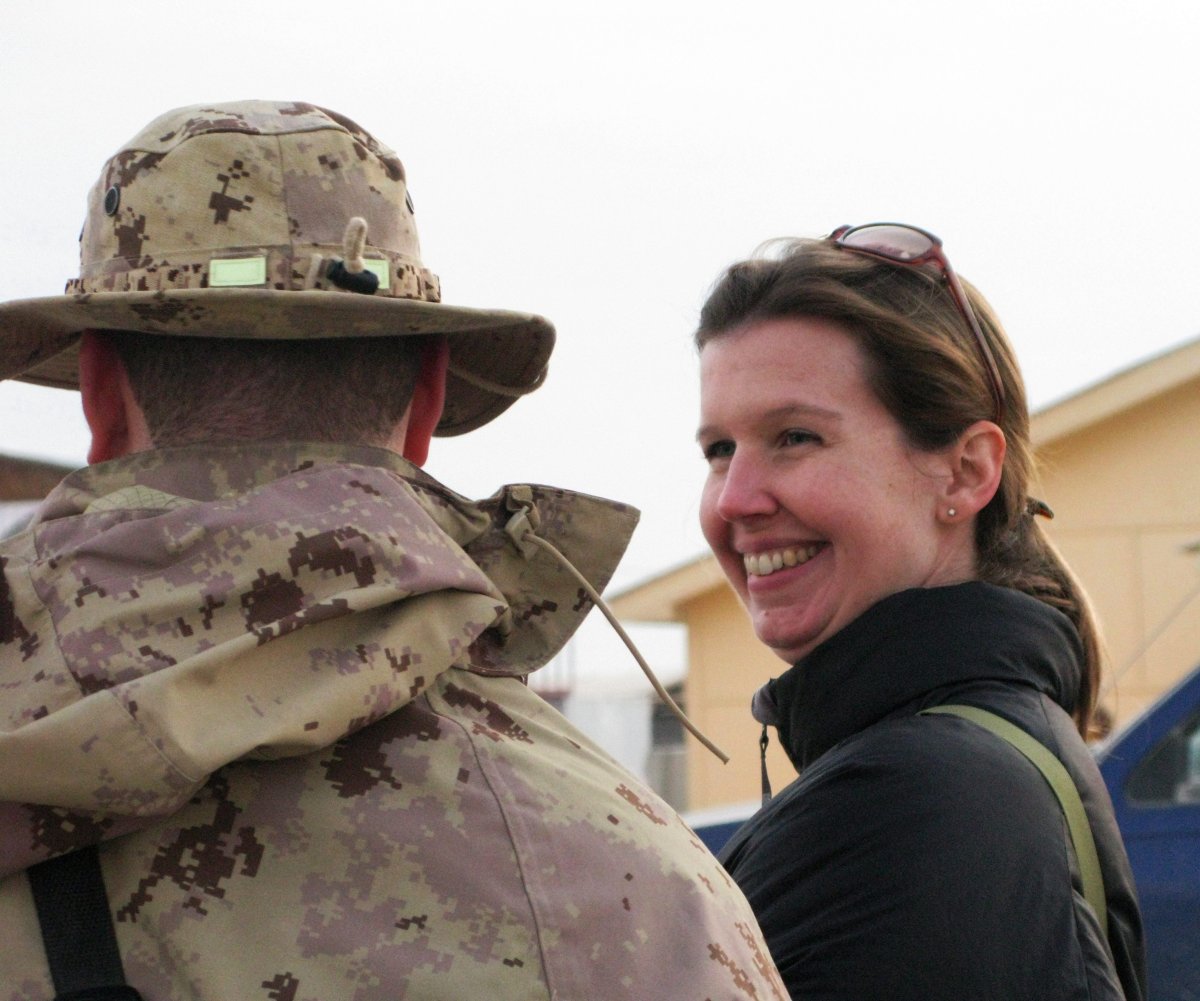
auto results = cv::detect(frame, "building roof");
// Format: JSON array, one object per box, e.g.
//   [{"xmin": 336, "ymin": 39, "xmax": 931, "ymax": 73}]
[
  {"xmin": 0, "ymin": 454, "xmax": 73, "ymax": 501},
  {"xmin": 1032, "ymin": 336, "xmax": 1200, "ymax": 447},
  {"xmin": 609, "ymin": 553, "xmax": 726, "ymax": 623},
  {"xmin": 613, "ymin": 334, "xmax": 1200, "ymax": 624}
]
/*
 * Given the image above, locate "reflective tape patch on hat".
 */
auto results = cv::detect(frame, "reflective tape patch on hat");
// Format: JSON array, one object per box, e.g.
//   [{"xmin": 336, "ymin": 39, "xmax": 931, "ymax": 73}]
[
  {"xmin": 362, "ymin": 259, "xmax": 391, "ymax": 290},
  {"xmin": 209, "ymin": 257, "xmax": 268, "ymax": 287}
]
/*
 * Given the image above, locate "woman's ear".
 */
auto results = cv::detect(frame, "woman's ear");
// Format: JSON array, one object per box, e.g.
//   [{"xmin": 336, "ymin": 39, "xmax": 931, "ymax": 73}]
[
  {"xmin": 401, "ymin": 336, "xmax": 449, "ymax": 467},
  {"xmin": 79, "ymin": 330, "xmax": 153, "ymax": 464},
  {"xmin": 939, "ymin": 420, "xmax": 1006, "ymax": 523}
]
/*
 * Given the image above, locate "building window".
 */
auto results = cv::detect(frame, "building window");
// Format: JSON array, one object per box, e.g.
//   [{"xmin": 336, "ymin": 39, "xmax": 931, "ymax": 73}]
[
  {"xmin": 647, "ymin": 683, "xmax": 688, "ymax": 811},
  {"xmin": 1127, "ymin": 708, "xmax": 1200, "ymax": 804}
]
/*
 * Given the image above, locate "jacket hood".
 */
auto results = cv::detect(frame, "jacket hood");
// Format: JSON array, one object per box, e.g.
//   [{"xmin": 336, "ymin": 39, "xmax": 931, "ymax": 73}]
[{"xmin": 0, "ymin": 442, "xmax": 637, "ymax": 874}]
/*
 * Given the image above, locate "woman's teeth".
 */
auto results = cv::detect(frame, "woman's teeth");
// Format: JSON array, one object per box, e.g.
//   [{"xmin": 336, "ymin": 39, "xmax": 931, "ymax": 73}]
[{"xmin": 743, "ymin": 545, "xmax": 822, "ymax": 577}]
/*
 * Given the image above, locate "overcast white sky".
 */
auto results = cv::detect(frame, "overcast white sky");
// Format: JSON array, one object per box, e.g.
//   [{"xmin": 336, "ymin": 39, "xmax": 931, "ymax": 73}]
[{"xmin": 4, "ymin": 1, "xmax": 1200, "ymax": 692}]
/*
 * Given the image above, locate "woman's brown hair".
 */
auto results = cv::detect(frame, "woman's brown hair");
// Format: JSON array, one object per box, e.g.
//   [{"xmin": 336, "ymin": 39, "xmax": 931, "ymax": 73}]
[{"xmin": 696, "ymin": 237, "xmax": 1102, "ymax": 736}]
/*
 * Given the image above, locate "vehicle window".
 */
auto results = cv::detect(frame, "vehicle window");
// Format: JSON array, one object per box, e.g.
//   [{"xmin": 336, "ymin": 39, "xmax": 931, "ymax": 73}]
[{"xmin": 1126, "ymin": 708, "xmax": 1200, "ymax": 805}]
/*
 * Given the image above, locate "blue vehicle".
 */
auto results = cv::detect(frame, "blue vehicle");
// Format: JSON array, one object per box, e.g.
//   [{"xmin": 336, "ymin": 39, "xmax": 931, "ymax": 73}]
[
  {"xmin": 691, "ymin": 666, "xmax": 1200, "ymax": 1000},
  {"xmin": 1097, "ymin": 663, "xmax": 1200, "ymax": 1001}
]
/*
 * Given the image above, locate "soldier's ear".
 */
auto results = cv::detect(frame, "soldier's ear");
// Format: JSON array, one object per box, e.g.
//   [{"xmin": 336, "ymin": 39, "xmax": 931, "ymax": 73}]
[
  {"xmin": 402, "ymin": 336, "xmax": 449, "ymax": 467},
  {"xmin": 79, "ymin": 331, "xmax": 153, "ymax": 463}
]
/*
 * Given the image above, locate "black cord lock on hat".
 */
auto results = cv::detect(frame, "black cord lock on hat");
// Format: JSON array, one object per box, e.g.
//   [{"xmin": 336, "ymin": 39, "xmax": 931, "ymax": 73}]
[
  {"xmin": 326, "ymin": 259, "xmax": 379, "ymax": 294},
  {"xmin": 326, "ymin": 217, "xmax": 379, "ymax": 295}
]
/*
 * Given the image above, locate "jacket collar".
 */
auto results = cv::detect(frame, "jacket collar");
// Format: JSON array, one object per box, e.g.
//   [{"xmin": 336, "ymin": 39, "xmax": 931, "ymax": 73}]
[
  {"xmin": 758, "ymin": 582, "xmax": 1084, "ymax": 771},
  {"xmin": 30, "ymin": 441, "xmax": 639, "ymax": 678}
]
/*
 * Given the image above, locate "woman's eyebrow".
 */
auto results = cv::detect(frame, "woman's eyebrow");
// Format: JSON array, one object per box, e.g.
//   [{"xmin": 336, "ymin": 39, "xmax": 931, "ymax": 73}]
[{"xmin": 697, "ymin": 403, "xmax": 842, "ymax": 441}]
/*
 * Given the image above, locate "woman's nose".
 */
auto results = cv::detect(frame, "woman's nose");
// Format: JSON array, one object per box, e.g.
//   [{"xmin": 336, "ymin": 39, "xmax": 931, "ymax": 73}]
[{"xmin": 715, "ymin": 452, "xmax": 777, "ymax": 522}]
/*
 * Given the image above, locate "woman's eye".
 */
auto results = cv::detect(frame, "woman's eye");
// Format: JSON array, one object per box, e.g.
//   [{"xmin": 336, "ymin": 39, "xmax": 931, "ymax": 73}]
[
  {"xmin": 702, "ymin": 440, "xmax": 735, "ymax": 462},
  {"xmin": 781, "ymin": 429, "xmax": 820, "ymax": 447}
]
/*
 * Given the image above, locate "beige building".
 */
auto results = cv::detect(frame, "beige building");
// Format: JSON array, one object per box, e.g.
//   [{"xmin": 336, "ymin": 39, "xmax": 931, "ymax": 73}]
[{"xmin": 612, "ymin": 337, "xmax": 1200, "ymax": 813}]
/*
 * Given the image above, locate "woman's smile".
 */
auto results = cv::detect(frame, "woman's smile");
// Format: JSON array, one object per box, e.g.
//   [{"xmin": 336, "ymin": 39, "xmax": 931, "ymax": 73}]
[{"xmin": 742, "ymin": 543, "xmax": 826, "ymax": 578}]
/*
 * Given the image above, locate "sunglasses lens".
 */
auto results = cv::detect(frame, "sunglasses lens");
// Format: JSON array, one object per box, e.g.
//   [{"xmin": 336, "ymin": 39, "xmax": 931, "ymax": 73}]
[{"xmin": 839, "ymin": 224, "xmax": 935, "ymax": 262}]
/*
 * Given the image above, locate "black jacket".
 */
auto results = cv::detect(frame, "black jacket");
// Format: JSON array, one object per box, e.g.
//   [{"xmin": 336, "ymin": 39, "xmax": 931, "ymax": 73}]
[{"xmin": 720, "ymin": 583, "xmax": 1146, "ymax": 1001}]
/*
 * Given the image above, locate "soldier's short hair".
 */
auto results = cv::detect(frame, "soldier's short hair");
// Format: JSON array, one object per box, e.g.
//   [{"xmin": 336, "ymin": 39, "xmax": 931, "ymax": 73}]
[{"xmin": 111, "ymin": 332, "xmax": 427, "ymax": 448}]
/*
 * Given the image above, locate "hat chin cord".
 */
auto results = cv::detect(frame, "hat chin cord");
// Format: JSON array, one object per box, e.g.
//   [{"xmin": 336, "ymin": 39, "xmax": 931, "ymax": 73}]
[
  {"xmin": 447, "ymin": 360, "xmax": 548, "ymax": 398},
  {"xmin": 323, "ymin": 217, "xmax": 380, "ymax": 295},
  {"xmin": 341, "ymin": 217, "xmax": 369, "ymax": 273},
  {"xmin": 503, "ymin": 490, "xmax": 729, "ymax": 764}
]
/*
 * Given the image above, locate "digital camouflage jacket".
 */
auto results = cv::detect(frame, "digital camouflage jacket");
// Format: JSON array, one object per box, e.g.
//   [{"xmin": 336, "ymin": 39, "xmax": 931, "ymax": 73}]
[{"xmin": 0, "ymin": 442, "xmax": 785, "ymax": 1001}]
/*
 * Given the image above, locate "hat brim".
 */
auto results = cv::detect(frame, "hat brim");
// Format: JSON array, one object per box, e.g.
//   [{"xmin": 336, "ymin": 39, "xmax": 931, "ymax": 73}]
[{"xmin": 0, "ymin": 289, "xmax": 555, "ymax": 436}]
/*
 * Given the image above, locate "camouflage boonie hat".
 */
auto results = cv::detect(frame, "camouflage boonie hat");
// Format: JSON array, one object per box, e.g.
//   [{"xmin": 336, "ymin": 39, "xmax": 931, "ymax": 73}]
[{"xmin": 0, "ymin": 100, "xmax": 554, "ymax": 435}]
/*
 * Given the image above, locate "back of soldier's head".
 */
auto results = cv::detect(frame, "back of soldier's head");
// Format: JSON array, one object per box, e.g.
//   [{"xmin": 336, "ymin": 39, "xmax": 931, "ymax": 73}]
[{"xmin": 112, "ymin": 331, "xmax": 426, "ymax": 447}]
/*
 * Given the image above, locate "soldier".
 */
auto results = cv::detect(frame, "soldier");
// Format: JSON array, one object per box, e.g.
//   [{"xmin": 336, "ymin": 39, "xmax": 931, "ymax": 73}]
[{"xmin": 0, "ymin": 102, "xmax": 785, "ymax": 1000}]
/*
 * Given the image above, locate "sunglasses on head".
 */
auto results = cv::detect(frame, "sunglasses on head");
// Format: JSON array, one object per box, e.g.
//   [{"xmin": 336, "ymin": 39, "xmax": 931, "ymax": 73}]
[{"xmin": 830, "ymin": 222, "xmax": 1006, "ymax": 424}]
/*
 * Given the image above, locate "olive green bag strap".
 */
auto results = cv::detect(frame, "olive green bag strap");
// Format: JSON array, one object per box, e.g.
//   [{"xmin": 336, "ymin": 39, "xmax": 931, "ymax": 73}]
[{"xmin": 919, "ymin": 704, "xmax": 1108, "ymax": 943}]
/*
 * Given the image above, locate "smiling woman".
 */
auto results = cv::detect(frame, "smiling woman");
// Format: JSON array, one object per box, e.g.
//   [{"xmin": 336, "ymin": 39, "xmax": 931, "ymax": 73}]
[
  {"xmin": 699, "ymin": 315, "xmax": 996, "ymax": 663},
  {"xmin": 696, "ymin": 228, "xmax": 1147, "ymax": 1001}
]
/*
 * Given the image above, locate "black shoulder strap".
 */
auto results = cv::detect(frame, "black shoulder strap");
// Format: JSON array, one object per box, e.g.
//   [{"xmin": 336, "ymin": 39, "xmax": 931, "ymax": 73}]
[{"xmin": 27, "ymin": 844, "xmax": 143, "ymax": 1001}]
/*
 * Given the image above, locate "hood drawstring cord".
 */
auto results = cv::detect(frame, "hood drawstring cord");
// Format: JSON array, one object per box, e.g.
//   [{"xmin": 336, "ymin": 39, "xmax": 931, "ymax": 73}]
[
  {"xmin": 759, "ymin": 725, "xmax": 772, "ymax": 806},
  {"xmin": 750, "ymin": 680, "xmax": 780, "ymax": 805},
  {"xmin": 504, "ymin": 493, "xmax": 729, "ymax": 765}
]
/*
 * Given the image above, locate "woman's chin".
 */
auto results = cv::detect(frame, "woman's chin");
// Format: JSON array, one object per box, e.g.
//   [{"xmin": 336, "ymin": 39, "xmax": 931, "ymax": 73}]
[{"xmin": 751, "ymin": 615, "xmax": 824, "ymax": 665}]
